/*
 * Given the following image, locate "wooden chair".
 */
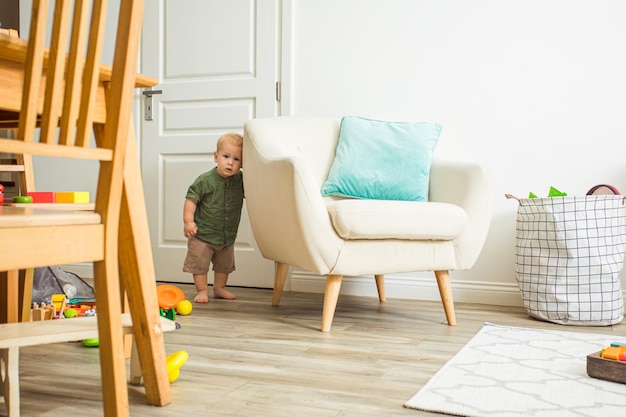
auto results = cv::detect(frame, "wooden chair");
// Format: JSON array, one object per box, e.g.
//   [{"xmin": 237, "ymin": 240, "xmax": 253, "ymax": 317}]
[
  {"xmin": 0, "ymin": 28, "xmax": 35, "ymax": 326},
  {"xmin": 0, "ymin": 0, "xmax": 170, "ymax": 416}
]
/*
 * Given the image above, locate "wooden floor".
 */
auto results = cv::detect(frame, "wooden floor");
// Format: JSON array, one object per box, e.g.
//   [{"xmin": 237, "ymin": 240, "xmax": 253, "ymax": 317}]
[{"xmin": 4, "ymin": 284, "xmax": 626, "ymax": 417}]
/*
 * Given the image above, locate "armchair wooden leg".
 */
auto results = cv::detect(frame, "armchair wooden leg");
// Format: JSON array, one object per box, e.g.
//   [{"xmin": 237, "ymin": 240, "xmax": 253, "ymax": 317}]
[
  {"xmin": 374, "ymin": 274, "xmax": 386, "ymax": 302},
  {"xmin": 321, "ymin": 274, "xmax": 342, "ymax": 332},
  {"xmin": 271, "ymin": 262, "xmax": 289, "ymax": 306},
  {"xmin": 434, "ymin": 270, "xmax": 456, "ymax": 326}
]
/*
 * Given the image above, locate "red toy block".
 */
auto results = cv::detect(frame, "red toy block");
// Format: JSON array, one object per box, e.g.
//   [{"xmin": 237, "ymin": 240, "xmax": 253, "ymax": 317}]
[{"xmin": 27, "ymin": 191, "xmax": 56, "ymax": 203}]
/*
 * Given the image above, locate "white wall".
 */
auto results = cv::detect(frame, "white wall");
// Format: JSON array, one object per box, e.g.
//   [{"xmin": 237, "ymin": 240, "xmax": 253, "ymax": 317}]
[
  {"xmin": 19, "ymin": 0, "xmax": 626, "ymax": 305},
  {"xmin": 290, "ymin": 0, "xmax": 626, "ymax": 305}
]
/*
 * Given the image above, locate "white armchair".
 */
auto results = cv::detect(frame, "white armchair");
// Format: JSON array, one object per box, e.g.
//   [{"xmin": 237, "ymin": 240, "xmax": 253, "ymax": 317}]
[{"xmin": 243, "ymin": 117, "xmax": 494, "ymax": 332}]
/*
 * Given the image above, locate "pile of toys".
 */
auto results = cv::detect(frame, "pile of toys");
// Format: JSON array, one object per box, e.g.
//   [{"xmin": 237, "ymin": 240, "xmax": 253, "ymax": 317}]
[
  {"xmin": 29, "ymin": 284, "xmax": 191, "ymax": 382},
  {"xmin": 156, "ymin": 284, "xmax": 191, "ymax": 382},
  {"xmin": 157, "ymin": 284, "xmax": 193, "ymax": 323},
  {"xmin": 31, "ymin": 294, "xmax": 96, "ymax": 321}
]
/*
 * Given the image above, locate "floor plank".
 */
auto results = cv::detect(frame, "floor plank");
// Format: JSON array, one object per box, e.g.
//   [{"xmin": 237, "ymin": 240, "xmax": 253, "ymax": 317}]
[{"xmin": 4, "ymin": 284, "xmax": 625, "ymax": 417}]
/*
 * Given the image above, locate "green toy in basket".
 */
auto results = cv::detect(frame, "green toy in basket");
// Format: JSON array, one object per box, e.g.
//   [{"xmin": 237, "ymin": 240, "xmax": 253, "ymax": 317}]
[{"xmin": 528, "ymin": 186, "xmax": 567, "ymax": 199}]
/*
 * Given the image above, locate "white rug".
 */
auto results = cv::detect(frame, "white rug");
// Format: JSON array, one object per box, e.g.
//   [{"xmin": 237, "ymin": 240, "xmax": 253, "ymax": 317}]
[{"xmin": 405, "ymin": 323, "xmax": 626, "ymax": 417}]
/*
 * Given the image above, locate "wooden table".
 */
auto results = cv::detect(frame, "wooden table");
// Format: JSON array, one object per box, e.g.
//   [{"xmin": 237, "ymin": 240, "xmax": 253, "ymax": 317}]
[{"xmin": 0, "ymin": 31, "xmax": 171, "ymax": 407}]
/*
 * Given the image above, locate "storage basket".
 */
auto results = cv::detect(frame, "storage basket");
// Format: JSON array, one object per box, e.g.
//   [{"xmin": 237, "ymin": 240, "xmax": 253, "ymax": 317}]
[{"xmin": 507, "ymin": 194, "xmax": 626, "ymax": 325}]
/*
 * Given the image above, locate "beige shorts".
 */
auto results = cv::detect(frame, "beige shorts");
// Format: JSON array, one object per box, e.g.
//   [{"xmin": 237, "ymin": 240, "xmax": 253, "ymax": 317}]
[{"xmin": 182, "ymin": 237, "xmax": 235, "ymax": 275}]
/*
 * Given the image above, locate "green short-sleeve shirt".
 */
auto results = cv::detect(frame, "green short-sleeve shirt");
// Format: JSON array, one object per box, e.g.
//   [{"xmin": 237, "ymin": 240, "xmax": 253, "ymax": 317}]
[{"xmin": 185, "ymin": 168, "xmax": 244, "ymax": 247}]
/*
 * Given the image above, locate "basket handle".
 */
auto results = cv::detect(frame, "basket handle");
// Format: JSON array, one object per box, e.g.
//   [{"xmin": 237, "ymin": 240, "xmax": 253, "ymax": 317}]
[{"xmin": 505, "ymin": 194, "xmax": 521, "ymax": 204}]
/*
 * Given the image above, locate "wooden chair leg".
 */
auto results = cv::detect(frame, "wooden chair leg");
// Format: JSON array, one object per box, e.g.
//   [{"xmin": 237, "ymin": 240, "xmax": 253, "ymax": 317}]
[
  {"xmin": 321, "ymin": 274, "xmax": 342, "ymax": 332},
  {"xmin": 1, "ymin": 347, "xmax": 19, "ymax": 417},
  {"xmin": 92, "ymin": 259, "xmax": 128, "ymax": 417},
  {"xmin": 434, "ymin": 270, "xmax": 456, "ymax": 326},
  {"xmin": 117, "ymin": 122, "xmax": 170, "ymax": 407},
  {"xmin": 0, "ymin": 270, "xmax": 19, "ymax": 323},
  {"xmin": 271, "ymin": 262, "xmax": 289, "ymax": 306},
  {"xmin": 129, "ymin": 338, "xmax": 143, "ymax": 386},
  {"xmin": 19, "ymin": 269, "xmax": 34, "ymax": 322},
  {"xmin": 374, "ymin": 274, "xmax": 386, "ymax": 302}
]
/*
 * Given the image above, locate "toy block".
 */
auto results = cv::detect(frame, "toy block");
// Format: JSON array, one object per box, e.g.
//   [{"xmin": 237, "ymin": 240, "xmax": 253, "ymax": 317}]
[
  {"xmin": 43, "ymin": 305, "xmax": 56, "ymax": 320},
  {"xmin": 27, "ymin": 191, "xmax": 56, "ymax": 203},
  {"xmin": 31, "ymin": 303, "xmax": 45, "ymax": 321},
  {"xmin": 602, "ymin": 346, "xmax": 626, "ymax": 360},
  {"xmin": 55, "ymin": 191, "xmax": 90, "ymax": 204},
  {"xmin": 50, "ymin": 294, "xmax": 67, "ymax": 316}
]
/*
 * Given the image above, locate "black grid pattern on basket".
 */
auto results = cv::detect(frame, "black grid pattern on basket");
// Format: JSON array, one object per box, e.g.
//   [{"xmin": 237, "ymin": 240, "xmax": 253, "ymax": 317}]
[{"xmin": 514, "ymin": 195, "xmax": 626, "ymax": 324}]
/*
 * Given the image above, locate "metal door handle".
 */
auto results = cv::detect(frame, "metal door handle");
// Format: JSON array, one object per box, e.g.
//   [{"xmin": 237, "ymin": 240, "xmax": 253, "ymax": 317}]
[{"xmin": 143, "ymin": 89, "xmax": 162, "ymax": 121}]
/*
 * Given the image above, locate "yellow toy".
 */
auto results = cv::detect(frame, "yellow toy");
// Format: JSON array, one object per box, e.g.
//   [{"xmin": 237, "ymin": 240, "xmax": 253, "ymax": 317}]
[
  {"xmin": 50, "ymin": 294, "xmax": 67, "ymax": 317},
  {"xmin": 166, "ymin": 350, "xmax": 189, "ymax": 383},
  {"xmin": 176, "ymin": 300, "xmax": 193, "ymax": 316}
]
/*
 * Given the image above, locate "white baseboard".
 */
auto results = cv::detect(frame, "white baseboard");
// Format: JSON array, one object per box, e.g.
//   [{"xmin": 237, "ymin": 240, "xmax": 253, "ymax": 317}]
[
  {"xmin": 61, "ymin": 263, "xmax": 94, "ymax": 280},
  {"xmin": 289, "ymin": 270, "xmax": 525, "ymax": 307},
  {"xmin": 62, "ymin": 263, "xmax": 623, "ymax": 309}
]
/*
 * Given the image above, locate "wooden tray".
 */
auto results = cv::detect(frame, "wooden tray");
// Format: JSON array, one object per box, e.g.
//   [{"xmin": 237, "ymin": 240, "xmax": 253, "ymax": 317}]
[{"xmin": 587, "ymin": 351, "xmax": 626, "ymax": 384}]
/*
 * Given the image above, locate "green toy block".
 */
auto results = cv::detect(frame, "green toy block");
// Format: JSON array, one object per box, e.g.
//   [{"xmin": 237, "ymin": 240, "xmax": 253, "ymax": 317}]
[
  {"xmin": 548, "ymin": 186, "xmax": 567, "ymax": 197},
  {"xmin": 528, "ymin": 192, "xmax": 538, "ymax": 199}
]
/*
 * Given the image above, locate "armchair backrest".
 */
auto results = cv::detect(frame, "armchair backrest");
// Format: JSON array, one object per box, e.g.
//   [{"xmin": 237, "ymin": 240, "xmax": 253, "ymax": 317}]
[
  {"xmin": 244, "ymin": 117, "xmax": 340, "ymax": 187},
  {"xmin": 243, "ymin": 117, "xmax": 344, "ymax": 273}
]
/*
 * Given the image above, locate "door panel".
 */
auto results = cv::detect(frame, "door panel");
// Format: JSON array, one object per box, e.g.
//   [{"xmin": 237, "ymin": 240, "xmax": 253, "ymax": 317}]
[{"xmin": 140, "ymin": 0, "xmax": 278, "ymax": 287}]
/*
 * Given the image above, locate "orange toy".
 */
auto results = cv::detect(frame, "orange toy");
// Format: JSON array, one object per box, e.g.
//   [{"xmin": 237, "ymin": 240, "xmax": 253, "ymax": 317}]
[{"xmin": 157, "ymin": 284, "xmax": 186, "ymax": 310}]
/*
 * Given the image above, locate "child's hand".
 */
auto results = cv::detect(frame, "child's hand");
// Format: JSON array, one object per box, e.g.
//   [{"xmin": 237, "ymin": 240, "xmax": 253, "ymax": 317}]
[{"xmin": 184, "ymin": 221, "xmax": 198, "ymax": 238}]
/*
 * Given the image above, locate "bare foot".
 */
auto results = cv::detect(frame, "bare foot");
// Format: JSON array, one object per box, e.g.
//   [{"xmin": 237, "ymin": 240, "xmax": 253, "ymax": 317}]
[
  {"xmin": 214, "ymin": 287, "xmax": 236, "ymax": 300},
  {"xmin": 193, "ymin": 289, "xmax": 210, "ymax": 303}
]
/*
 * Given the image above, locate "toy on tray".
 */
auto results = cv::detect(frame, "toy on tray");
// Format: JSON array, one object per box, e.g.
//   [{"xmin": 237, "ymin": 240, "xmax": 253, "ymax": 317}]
[
  {"xmin": 55, "ymin": 191, "xmax": 89, "ymax": 203},
  {"xmin": 27, "ymin": 191, "xmax": 55, "ymax": 203},
  {"xmin": 12, "ymin": 195, "xmax": 33, "ymax": 203},
  {"xmin": 601, "ymin": 343, "xmax": 626, "ymax": 361}
]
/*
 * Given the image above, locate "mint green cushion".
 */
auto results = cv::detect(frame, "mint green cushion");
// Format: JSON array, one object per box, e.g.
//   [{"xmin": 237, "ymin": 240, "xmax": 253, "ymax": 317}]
[{"xmin": 321, "ymin": 116, "xmax": 442, "ymax": 201}]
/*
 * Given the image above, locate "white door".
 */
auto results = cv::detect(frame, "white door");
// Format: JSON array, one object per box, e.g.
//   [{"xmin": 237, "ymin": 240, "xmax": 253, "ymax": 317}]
[{"xmin": 140, "ymin": 0, "xmax": 280, "ymax": 287}]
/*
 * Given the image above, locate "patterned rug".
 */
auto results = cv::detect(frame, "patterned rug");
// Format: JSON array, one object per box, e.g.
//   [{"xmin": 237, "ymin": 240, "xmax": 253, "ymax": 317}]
[{"xmin": 404, "ymin": 323, "xmax": 626, "ymax": 416}]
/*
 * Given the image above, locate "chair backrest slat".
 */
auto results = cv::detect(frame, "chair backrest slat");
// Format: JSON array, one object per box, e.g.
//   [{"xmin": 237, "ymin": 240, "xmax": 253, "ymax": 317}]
[
  {"xmin": 59, "ymin": 0, "xmax": 98, "ymax": 147},
  {"xmin": 17, "ymin": 0, "xmax": 49, "ymax": 143},
  {"xmin": 40, "ymin": 0, "xmax": 72, "ymax": 144},
  {"xmin": 16, "ymin": 0, "xmax": 110, "ymax": 150},
  {"xmin": 75, "ymin": 0, "xmax": 107, "ymax": 148}
]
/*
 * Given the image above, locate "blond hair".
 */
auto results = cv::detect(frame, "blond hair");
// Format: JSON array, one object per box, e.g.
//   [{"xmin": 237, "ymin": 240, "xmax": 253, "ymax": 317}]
[{"xmin": 217, "ymin": 132, "xmax": 243, "ymax": 151}]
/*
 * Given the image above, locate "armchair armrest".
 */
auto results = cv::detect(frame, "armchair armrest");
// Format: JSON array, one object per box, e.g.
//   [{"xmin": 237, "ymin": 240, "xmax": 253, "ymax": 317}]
[
  {"xmin": 429, "ymin": 157, "xmax": 494, "ymax": 269},
  {"xmin": 243, "ymin": 126, "xmax": 343, "ymax": 274}
]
